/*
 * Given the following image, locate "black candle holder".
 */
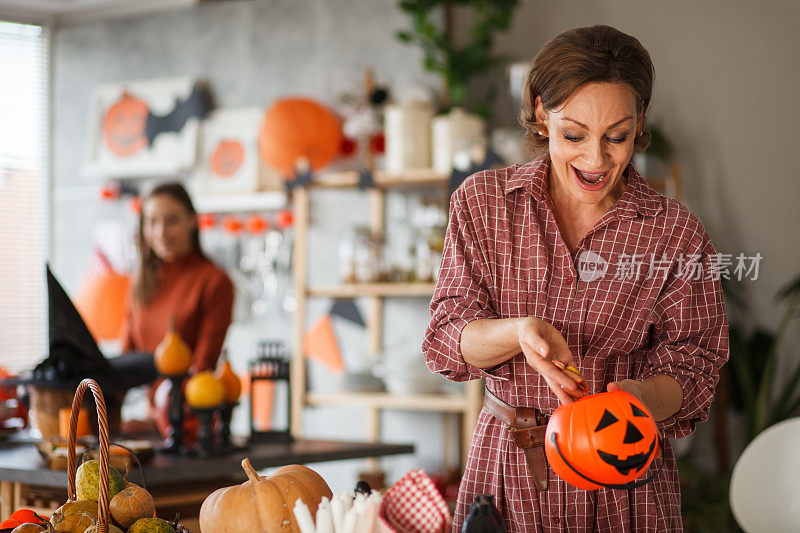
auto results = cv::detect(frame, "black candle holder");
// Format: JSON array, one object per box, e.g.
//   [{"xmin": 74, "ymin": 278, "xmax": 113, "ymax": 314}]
[
  {"xmin": 193, "ymin": 407, "xmax": 217, "ymax": 458},
  {"xmin": 217, "ymin": 402, "xmax": 237, "ymax": 448},
  {"xmin": 160, "ymin": 373, "xmax": 189, "ymax": 454}
]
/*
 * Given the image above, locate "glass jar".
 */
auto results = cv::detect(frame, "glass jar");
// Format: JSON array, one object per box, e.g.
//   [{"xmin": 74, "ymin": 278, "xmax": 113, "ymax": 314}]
[
  {"xmin": 353, "ymin": 227, "xmax": 384, "ymax": 283},
  {"xmin": 338, "ymin": 229, "xmax": 358, "ymax": 283}
]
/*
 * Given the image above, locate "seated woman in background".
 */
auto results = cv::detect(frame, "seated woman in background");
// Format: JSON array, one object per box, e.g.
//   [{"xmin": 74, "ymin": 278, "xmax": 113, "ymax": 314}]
[{"xmin": 121, "ymin": 182, "xmax": 234, "ymax": 374}]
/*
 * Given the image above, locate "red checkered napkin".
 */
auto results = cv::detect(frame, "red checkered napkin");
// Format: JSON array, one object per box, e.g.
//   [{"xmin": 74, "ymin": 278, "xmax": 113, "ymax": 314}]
[{"xmin": 379, "ymin": 469, "xmax": 452, "ymax": 533}]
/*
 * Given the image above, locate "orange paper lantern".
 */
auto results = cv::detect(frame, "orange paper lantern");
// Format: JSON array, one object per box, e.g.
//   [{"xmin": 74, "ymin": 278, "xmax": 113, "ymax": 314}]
[
  {"xmin": 74, "ymin": 272, "xmax": 131, "ymax": 341},
  {"xmin": 258, "ymin": 98, "xmax": 343, "ymax": 178},
  {"xmin": 544, "ymin": 390, "xmax": 660, "ymax": 490}
]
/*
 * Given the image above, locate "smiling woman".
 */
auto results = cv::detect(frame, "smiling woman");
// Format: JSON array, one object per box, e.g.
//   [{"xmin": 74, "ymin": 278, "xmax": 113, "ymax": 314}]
[
  {"xmin": 121, "ymin": 183, "xmax": 234, "ymax": 375},
  {"xmin": 423, "ymin": 24, "xmax": 728, "ymax": 532}
]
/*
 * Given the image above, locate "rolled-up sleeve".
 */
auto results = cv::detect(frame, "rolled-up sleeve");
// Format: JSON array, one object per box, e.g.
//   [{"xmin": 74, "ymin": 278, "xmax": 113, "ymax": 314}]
[
  {"xmin": 422, "ymin": 185, "xmax": 510, "ymax": 383},
  {"xmin": 639, "ymin": 234, "xmax": 729, "ymax": 439}
]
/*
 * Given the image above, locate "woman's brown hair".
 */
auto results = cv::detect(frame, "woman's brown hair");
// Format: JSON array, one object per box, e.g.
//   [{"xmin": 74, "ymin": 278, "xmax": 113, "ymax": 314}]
[
  {"xmin": 519, "ymin": 24, "xmax": 654, "ymax": 154},
  {"xmin": 133, "ymin": 182, "xmax": 203, "ymax": 305}
]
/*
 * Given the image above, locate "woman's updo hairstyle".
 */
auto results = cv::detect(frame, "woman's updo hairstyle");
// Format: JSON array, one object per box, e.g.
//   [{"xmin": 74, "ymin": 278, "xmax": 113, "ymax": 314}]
[{"xmin": 519, "ymin": 24, "xmax": 655, "ymax": 154}]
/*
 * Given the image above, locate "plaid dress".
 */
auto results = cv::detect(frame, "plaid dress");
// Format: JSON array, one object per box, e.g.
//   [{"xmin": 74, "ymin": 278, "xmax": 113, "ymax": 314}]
[{"xmin": 423, "ymin": 155, "xmax": 728, "ymax": 532}]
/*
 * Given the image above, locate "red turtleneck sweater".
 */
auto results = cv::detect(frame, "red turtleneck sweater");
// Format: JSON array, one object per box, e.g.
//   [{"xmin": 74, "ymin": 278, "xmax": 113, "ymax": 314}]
[{"xmin": 121, "ymin": 252, "xmax": 234, "ymax": 372}]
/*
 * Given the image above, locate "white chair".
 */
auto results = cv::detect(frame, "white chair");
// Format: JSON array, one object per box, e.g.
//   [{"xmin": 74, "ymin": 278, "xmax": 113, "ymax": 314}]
[{"xmin": 730, "ymin": 418, "xmax": 800, "ymax": 532}]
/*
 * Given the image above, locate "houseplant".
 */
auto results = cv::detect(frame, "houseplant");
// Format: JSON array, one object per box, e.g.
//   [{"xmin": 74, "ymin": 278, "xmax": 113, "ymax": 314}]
[
  {"xmin": 395, "ymin": 0, "xmax": 519, "ymax": 117},
  {"xmin": 680, "ymin": 271, "xmax": 800, "ymax": 531}
]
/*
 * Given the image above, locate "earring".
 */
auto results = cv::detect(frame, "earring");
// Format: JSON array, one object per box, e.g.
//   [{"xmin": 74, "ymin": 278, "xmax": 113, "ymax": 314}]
[{"xmin": 532, "ymin": 122, "xmax": 549, "ymax": 138}]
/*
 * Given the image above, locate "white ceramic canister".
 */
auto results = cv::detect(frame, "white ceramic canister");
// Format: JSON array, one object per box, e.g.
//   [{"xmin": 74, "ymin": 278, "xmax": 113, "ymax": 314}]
[
  {"xmin": 431, "ymin": 107, "xmax": 486, "ymax": 174},
  {"xmin": 384, "ymin": 100, "xmax": 434, "ymax": 173}
]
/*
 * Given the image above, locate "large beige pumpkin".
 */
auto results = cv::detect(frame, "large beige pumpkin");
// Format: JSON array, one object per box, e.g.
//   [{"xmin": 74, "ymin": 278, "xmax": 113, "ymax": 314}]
[{"xmin": 200, "ymin": 458, "xmax": 332, "ymax": 532}]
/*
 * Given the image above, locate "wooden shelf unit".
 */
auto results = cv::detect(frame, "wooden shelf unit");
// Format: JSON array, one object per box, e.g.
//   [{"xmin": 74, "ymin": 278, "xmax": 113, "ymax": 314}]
[
  {"xmin": 290, "ymin": 171, "xmax": 483, "ymax": 470},
  {"xmin": 306, "ymin": 282, "xmax": 437, "ymax": 298}
]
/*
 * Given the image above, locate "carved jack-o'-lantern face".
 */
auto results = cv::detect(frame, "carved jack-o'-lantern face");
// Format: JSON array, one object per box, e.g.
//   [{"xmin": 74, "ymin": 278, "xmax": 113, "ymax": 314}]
[
  {"xmin": 544, "ymin": 390, "xmax": 660, "ymax": 490},
  {"xmin": 103, "ymin": 92, "xmax": 150, "ymax": 157},
  {"xmin": 210, "ymin": 139, "xmax": 245, "ymax": 178}
]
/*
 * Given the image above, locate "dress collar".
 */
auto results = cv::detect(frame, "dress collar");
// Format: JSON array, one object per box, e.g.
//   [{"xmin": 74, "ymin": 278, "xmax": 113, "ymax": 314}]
[{"xmin": 504, "ymin": 154, "xmax": 663, "ymax": 219}]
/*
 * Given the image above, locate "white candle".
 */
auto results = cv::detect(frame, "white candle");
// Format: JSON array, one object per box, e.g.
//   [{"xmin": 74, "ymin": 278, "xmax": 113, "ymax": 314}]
[
  {"xmin": 331, "ymin": 494, "xmax": 347, "ymax": 533},
  {"xmin": 294, "ymin": 499, "xmax": 317, "ymax": 533},
  {"xmin": 356, "ymin": 493, "xmax": 379, "ymax": 533},
  {"xmin": 317, "ymin": 497, "xmax": 334, "ymax": 533},
  {"xmin": 342, "ymin": 505, "xmax": 360, "ymax": 533},
  {"xmin": 341, "ymin": 492, "xmax": 353, "ymax": 512}
]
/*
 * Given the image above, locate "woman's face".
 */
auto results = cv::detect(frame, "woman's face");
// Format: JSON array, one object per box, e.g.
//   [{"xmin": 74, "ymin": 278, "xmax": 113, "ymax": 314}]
[
  {"xmin": 142, "ymin": 194, "xmax": 197, "ymax": 262},
  {"xmin": 536, "ymin": 82, "xmax": 640, "ymax": 209}
]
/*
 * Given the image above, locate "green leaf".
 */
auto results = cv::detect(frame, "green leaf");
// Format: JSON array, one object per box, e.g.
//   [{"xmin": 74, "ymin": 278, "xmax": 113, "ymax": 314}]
[
  {"xmin": 777, "ymin": 271, "xmax": 800, "ymax": 303},
  {"xmin": 727, "ymin": 325, "xmax": 755, "ymax": 412},
  {"xmin": 768, "ymin": 351, "xmax": 800, "ymax": 424},
  {"xmin": 396, "ymin": 31, "xmax": 413, "ymax": 43}
]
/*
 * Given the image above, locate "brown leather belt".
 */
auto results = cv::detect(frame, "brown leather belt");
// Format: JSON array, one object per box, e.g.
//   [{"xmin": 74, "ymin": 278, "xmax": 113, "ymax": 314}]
[{"xmin": 483, "ymin": 388, "xmax": 550, "ymax": 491}]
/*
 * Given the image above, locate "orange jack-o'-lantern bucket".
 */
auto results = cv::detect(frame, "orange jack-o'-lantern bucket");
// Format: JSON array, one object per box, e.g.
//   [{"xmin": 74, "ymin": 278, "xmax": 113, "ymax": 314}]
[{"xmin": 544, "ymin": 390, "xmax": 662, "ymax": 490}]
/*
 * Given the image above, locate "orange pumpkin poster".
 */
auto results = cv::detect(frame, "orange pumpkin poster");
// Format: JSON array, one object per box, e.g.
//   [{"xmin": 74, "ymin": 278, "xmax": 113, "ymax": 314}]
[
  {"xmin": 209, "ymin": 139, "xmax": 245, "ymax": 178},
  {"xmin": 84, "ymin": 77, "xmax": 208, "ymax": 180},
  {"xmin": 103, "ymin": 92, "xmax": 150, "ymax": 157},
  {"xmin": 194, "ymin": 107, "xmax": 281, "ymax": 194}
]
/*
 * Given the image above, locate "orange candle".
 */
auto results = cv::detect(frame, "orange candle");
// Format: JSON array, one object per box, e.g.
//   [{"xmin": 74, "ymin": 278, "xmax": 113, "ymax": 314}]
[{"xmin": 58, "ymin": 407, "xmax": 91, "ymax": 439}]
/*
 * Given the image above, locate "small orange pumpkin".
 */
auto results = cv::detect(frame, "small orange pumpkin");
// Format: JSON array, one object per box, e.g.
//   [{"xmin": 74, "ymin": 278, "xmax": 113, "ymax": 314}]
[
  {"xmin": 258, "ymin": 98, "xmax": 343, "ymax": 178},
  {"xmin": 154, "ymin": 317, "xmax": 192, "ymax": 376},
  {"xmin": 216, "ymin": 356, "xmax": 242, "ymax": 405},
  {"xmin": 110, "ymin": 483, "xmax": 155, "ymax": 529},
  {"xmin": 103, "ymin": 92, "xmax": 150, "ymax": 157},
  {"xmin": 199, "ymin": 458, "xmax": 333, "ymax": 533},
  {"xmin": 185, "ymin": 371, "xmax": 225, "ymax": 409},
  {"xmin": 544, "ymin": 390, "xmax": 660, "ymax": 490}
]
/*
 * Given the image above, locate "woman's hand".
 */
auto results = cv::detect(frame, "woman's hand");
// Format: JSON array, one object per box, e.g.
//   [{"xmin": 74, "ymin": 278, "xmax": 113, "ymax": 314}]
[
  {"xmin": 607, "ymin": 375, "xmax": 683, "ymax": 422},
  {"xmin": 517, "ymin": 317, "xmax": 585, "ymax": 404}
]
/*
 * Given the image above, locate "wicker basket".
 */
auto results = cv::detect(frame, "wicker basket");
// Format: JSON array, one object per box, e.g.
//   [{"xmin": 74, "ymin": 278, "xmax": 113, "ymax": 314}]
[{"xmin": 65, "ymin": 379, "xmax": 114, "ymax": 533}]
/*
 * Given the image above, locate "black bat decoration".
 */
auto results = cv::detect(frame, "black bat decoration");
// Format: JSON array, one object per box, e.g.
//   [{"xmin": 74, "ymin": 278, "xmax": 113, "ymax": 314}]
[{"xmin": 145, "ymin": 82, "xmax": 213, "ymax": 145}]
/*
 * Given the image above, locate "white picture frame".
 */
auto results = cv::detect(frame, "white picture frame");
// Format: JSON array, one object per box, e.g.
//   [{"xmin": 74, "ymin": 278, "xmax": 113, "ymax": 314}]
[
  {"xmin": 193, "ymin": 107, "xmax": 271, "ymax": 195},
  {"xmin": 82, "ymin": 76, "xmax": 204, "ymax": 180}
]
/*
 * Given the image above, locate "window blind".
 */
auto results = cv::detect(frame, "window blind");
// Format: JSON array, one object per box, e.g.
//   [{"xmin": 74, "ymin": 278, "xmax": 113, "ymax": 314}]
[{"xmin": 0, "ymin": 21, "xmax": 48, "ymax": 374}]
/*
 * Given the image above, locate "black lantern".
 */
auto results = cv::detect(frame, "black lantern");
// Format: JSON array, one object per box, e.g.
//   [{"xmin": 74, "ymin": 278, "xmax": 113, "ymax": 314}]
[{"xmin": 249, "ymin": 340, "xmax": 293, "ymax": 443}]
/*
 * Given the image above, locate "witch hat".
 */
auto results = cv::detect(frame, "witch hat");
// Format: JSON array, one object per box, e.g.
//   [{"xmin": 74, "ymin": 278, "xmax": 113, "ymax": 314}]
[{"xmin": 1, "ymin": 265, "xmax": 155, "ymax": 391}]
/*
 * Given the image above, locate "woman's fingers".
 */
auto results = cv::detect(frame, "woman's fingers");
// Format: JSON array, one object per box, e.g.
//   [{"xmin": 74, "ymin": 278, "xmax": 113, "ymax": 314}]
[
  {"xmin": 544, "ymin": 375, "xmax": 577, "ymax": 404},
  {"xmin": 521, "ymin": 342, "xmax": 585, "ymax": 400},
  {"xmin": 518, "ymin": 318, "xmax": 586, "ymax": 402},
  {"xmin": 563, "ymin": 365, "xmax": 589, "ymax": 393}
]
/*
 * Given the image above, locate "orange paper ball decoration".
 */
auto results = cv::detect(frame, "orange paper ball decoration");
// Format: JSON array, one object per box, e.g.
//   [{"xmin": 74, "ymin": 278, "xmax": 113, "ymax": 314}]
[
  {"xmin": 103, "ymin": 92, "xmax": 150, "ymax": 157},
  {"xmin": 74, "ymin": 272, "xmax": 131, "ymax": 341},
  {"xmin": 544, "ymin": 390, "xmax": 660, "ymax": 490},
  {"xmin": 258, "ymin": 98, "xmax": 343, "ymax": 178}
]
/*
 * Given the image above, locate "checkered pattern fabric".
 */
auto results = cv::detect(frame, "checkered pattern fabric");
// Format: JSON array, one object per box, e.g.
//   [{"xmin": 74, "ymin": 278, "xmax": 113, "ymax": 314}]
[
  {"xmin": 423, "ymin": 155, "xmax": 729, "ymax": 532},
  {"xmin": 379, "ymin": 469, "xmax": 452, "ymax": 533}
]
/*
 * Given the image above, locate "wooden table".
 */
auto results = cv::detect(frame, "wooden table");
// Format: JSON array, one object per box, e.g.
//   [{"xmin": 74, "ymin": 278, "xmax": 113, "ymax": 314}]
[{"xmin": 0, "ymin": 437, "xmax": 413, "ymax": 529}]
